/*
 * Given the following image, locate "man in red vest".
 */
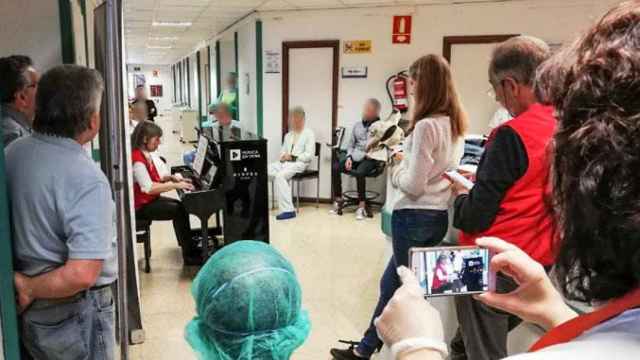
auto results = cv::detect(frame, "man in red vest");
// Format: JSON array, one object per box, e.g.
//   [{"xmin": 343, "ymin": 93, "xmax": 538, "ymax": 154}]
[{"xmin": 449, "ymin": 36, "xmax": 555, "ymax": 360}]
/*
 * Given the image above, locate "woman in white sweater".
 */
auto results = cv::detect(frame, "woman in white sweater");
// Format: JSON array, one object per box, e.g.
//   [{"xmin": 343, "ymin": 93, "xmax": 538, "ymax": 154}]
[{"xmin": 330, "ymin": 54, "xmax": 467, "ymax": 360}]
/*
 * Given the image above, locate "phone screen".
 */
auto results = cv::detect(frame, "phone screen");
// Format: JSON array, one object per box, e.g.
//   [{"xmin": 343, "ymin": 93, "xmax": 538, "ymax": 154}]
[{"xmin": 409, "ymin": 246, "xmax": 495, "ymax": 297}]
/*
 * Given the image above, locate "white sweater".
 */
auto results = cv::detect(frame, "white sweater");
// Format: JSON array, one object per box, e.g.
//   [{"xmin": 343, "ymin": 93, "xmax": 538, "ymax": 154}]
[
  {"xmin": 281, "ymin": 128, "xmax": 316, "ymax": 163},
  {"xmin": 391, "ymin": 116, "xmax": 463, "ymax": 211}
]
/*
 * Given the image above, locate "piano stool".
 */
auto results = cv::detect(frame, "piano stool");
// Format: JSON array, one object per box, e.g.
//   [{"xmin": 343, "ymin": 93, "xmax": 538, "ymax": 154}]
[
  {"xmin": 135, "ymin": 219, "xmax": 152, "ymax": 273},
  {"xmin": 271, "ymin": 143, "xmax": 321, "ymax": 212},
  {"xmin": 335, "ymin": 160, "xmax": 386, "ymax": 217}
]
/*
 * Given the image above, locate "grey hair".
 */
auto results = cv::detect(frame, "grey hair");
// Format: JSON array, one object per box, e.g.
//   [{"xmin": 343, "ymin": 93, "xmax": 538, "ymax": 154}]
[
  {"xmin": 290, "ymin": 106, "xmax": 305, "ymax": 119},
  {"xmin": 366, "ymin": 98, "xmax": 381, "ymax": 111},
  {"xmin": 489, "ymin": 36, "xmax": 551, "ymax": 87},
  {"xmin": 33, "ymin": 65, "xmax": 104, "ymax": 138},
  {"xmin": 210, "ymin": 101, "xmax": 230, "ymax": 115}
]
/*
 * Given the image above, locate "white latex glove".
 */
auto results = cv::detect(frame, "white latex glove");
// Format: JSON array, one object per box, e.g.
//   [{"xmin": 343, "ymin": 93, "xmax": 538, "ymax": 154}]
[
  {"xmin": 475, "ymin": 237, "xmax": 578, "ymax": 330},
  {"xmin": 374, "ymin": 266, "xmax": 444, "ymax": 346}
]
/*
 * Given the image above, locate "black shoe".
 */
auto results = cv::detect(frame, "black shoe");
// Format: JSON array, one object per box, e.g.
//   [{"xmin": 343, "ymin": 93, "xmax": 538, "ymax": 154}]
[
  {"xmin": 183, "ymin": 254, "xmax": 204, "ymax": 266},
  {"xmin": 330, "ymin": 340, "xmax": 369, "ymax": 360}
]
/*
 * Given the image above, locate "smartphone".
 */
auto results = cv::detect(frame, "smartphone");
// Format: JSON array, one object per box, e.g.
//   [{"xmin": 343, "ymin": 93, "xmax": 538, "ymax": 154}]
[
  {"xmin": 409, "ymin": 246, "xmax": 495, "ymax": 297},
  {"xmin": 444, "ymin": 170, "xmax": 474, "ymax": 190}
]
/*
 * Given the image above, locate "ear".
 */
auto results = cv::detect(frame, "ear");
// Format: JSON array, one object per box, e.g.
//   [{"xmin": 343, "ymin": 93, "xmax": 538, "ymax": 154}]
[
  {"xmin": 503, "ymin": 78, "xmax": 519, "ymax": 97},
  {"xmin": 89, "ymin": 112, "xmax": 101, "ymax": 132}
]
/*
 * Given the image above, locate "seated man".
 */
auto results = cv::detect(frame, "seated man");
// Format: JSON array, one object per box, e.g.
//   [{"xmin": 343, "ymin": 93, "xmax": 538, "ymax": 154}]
[
  {"xmin": 268, "ymin": 106, "xmax": 315, "ymax": 220},
  {"xmin": 183, "ymin": 102, "xmax": 240, "ymax": 166},
  {"xmin": 331, "ymin": 98, "xmax": 383, "ymax": 220}
]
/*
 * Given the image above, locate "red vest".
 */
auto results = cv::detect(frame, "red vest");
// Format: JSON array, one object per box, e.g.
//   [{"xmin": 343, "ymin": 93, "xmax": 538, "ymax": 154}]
[
  {"xmin": 431, "ymin": 263, "xmax": 448, "ymax": 290},
  {"xmin": 132, "ymin": 148, "xmax": 160, "ymax": 210},
  {"xmin": 460, "ymin": 103, "xmax": 557, "ymax": 266}
]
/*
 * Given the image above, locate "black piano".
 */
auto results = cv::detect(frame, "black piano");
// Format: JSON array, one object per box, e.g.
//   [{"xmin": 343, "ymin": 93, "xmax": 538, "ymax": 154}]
[{"xmin": 172, "ymin": 126, "xmax": 269, "ymax": 258}]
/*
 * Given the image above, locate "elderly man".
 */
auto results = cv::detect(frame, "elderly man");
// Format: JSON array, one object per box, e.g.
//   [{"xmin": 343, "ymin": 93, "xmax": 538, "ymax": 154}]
[
  {"xmin": 268, "ymin": 106, "xmax": 315, "ymax": 220},
  {"xmin": 449, "ymin": 36, "xmax": 556, "ymax": 360},
  {"xmin": 5, "ymin": 65, "xmax": 116, "ymax": 359},
  {"xmin": 132, "ymin": 85, "xmax": 158, "ymax": 121},
  {"xmin": 331, "ymin": 98, "xmax": 382, "ymax": 220},
  {"xmin": 0, "ymin": 55, "xmax": 38, "ymax": 148},
  {"xmin": 183, "ymin": 102, "xmax": 240, "ymax": 166}
]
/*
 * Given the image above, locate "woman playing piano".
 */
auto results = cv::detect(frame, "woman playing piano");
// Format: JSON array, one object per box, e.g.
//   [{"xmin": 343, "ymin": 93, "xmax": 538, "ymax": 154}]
[{"xmin": 131, "ymin": 121, "xmax": 203, "ymax": 266}]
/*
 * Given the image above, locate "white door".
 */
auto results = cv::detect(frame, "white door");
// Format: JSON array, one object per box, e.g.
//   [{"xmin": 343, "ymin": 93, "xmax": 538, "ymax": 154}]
[{"xmin": 288, "ymin": 47, "xmax": 335, "ymax": 200}]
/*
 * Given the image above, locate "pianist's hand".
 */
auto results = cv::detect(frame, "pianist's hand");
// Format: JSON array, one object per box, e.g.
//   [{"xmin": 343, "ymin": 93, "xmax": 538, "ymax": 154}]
[
  {"xmin": 175, "ymin": 181, "xmax": 195, "ymax": 191},
  {"xmin": 281, "ymin": 153, "xmax": 292, "ymax": 162}
]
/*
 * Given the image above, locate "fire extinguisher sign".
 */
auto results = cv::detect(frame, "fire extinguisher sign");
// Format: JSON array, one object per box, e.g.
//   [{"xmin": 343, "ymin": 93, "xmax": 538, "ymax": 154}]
[{"xmin": 392, "ymin": 15, "xmax": 412, "ymax": 44}]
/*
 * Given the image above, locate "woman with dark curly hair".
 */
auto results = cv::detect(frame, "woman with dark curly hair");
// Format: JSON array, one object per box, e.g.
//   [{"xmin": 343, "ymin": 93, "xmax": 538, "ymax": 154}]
[{"xmin": 373, "ymin": 2, "xmax": 640, "ymax": 359}]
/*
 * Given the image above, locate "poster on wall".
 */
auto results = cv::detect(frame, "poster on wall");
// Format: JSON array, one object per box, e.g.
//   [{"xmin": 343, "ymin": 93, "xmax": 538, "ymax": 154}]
[
  {"xmin": 392, "ymin": 15, "xmax": 412, "ymax": 44},
  {"xmin": 344, "ymin": 40, "xmax": 372, "ymax": 54},
  {"xmin": 265, "ymin": 50, "xmax": 280, "ymax": 74},
  {"xmin": 150, "ymin": 85, "xmax": 163, "ymax": 97},
  {"xmin": 134, "ymin": 73, "xmax": 146, "ymax": 87}
]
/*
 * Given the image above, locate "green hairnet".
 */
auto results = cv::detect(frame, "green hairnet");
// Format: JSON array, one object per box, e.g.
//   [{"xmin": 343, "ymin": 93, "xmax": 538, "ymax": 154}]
[{"xmin": 186, "ymin": 241, "xmax": 311, "ymax": 360}]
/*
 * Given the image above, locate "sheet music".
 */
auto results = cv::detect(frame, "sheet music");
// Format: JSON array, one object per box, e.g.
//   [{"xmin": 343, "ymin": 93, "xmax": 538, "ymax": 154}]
[{"xmin": 192, "ymin": 136, "xmax": 209, "ymax": 176}]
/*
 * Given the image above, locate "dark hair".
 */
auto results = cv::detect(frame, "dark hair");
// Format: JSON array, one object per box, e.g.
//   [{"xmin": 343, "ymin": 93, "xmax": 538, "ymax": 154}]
[
  {"xmin": 33, "ymin": 65, "xmax": 104, "ymax": 138},
  {"xmin": 489, "ymin": 36, "xmax": 551, "ymax": 86},
  {"xmin": 0, "ymin": 55, "xmax": 33, "ymax": 104},
  {"xmin": 408, "ymin": 54, "xmax": 468, "ymax": 140},
  {"xmin": 551, "ymin": 1, "xmax": 640, "ymax": 303},
  {"xmin": 131, "ymin": 120, "xmax": 163, "ymax": 150}
]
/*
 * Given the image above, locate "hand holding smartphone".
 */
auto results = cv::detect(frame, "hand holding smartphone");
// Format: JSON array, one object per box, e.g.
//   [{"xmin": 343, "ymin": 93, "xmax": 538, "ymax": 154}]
[
  {"xmin": 409, "ymin": 246, "xmax": 495, "ymax": 297},
  {"xmin": 444, "ymin": 170, "xmax": 475, "ymax": 191}
]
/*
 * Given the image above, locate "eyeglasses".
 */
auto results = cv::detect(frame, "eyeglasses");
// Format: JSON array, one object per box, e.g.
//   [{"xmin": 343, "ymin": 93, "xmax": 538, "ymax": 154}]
[{"xmin": 26, "ymin": 82, "xmax": 38, "ymax": 89}]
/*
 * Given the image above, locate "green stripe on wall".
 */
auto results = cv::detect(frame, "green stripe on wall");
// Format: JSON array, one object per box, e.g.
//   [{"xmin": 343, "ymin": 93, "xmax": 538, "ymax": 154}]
[
  {"xmin": 234, "ymin": 31, "xmax": 240, "ymax": 122},
  {"xmin": 58, "ymin": 0, "xmax": 75, "ymax": 63},
  {"xmin": 196, "ymin": 51, "xmax": 202, "ymax": 127},
  {"xmin": 0, "ymin": 137, "xmax": 21, "ymax": 360},
  {"xmin": 256, "ymin": 20, "xmax": 264, "ymax": 137},
  {"xmin": 215, "ymin": 41, "xmax": 221, "ymax": 98}
]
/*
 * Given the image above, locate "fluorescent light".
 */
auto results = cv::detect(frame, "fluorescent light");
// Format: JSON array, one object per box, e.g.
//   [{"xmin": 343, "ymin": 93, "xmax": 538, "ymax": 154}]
[
  {"xmin": 146, "ymin": 45, "xmax": 173, "ymax": 49},
  {"xmin": 152, "ymin": 21, "xmax": 192, "ymax": 27},
  {"xmin": 150, "ymin": 36, "xmax": 179, "ymax": 41}
]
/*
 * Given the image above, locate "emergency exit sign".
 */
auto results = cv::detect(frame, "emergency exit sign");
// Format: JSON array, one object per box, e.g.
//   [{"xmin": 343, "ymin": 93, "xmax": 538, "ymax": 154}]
[{"xmin": 392, "ymin": 15, "xmax": 412, "ymax": 44}]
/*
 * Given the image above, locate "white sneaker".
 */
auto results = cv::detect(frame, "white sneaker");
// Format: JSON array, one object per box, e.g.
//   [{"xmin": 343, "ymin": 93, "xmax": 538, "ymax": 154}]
[
  {"xmin": 355, "ymin": 207, "xmax": 366, "ymax": 221},
  {"xmin": 329, "ymin": 201, "xmax": 340, "ymax": 215}
]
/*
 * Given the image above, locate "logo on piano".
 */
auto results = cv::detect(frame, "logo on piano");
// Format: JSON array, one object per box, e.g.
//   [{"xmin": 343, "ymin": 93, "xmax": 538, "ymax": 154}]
[{"xmin": 230, "ymin": 149, "xmax": 242, "ymax": 161}]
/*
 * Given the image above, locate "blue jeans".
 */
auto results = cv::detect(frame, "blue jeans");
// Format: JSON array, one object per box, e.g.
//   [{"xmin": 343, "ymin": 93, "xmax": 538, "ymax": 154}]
[
  {"xmin": 357, "ymin": 209, "xmax": 449, "ymax": 357},
  {"xmin": 21, "ymin": 286, "xmax": 115, "ymax": 360}
]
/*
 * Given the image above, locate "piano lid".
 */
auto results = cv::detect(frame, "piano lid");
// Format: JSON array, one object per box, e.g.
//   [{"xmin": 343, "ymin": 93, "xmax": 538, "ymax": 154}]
[{"xmin": 203, "ymin": 123, "xmax": 262, "ymax": 143}]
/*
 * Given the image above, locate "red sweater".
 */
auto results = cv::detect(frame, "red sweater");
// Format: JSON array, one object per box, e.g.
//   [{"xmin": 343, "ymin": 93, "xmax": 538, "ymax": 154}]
[
  {"xmin": 460, "ymin": 104, "xmax": 556, "ymax": 266},
  {"xmin": 132, "ymin": 148, "xmax": 161, "ymax": 210}
]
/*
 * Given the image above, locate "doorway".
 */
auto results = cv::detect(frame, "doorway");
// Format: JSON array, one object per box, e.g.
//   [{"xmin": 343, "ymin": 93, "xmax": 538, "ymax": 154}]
[{"xmin": 282, "ymin": 40, "xmax": 339, "ymax": 201}]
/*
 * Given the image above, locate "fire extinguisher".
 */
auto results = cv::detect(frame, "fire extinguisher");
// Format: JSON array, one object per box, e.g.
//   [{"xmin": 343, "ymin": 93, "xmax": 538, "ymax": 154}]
[{"xmin": 386, "ymin": 71, "xmax": 409, "ymax": 113}]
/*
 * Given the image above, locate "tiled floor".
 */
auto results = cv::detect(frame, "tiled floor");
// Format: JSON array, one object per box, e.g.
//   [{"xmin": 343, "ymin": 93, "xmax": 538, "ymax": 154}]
[{"xmin": 129, "ymin": 115, "xmax": 390, "ymax": 359}]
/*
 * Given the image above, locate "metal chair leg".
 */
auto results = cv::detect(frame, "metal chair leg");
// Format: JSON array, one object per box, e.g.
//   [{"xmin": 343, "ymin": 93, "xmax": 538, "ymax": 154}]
[
  {"xmin": 296, "ymin": 180, "xmax": 300, "ymax": 211},
  {"xmin": 316, "ymin": 178, "xmax": 320, "ymax": 208},
  {"xmin": 144, "ymin": 231, "xmax": 151, "ymax": 273},
  {"xmin": 271, "ymin": 180, "xmax": 275, "ymax": 210}
]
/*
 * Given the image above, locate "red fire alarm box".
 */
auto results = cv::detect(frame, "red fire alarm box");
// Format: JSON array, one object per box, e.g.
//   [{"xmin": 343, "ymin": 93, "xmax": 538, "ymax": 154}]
[{"xmin": 392, "ymin": 15, "xmax": 412, "ymax": 44}]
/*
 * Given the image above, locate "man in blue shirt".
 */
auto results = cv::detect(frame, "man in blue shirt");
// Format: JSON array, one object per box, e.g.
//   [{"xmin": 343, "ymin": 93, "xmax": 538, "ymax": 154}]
[
  {"xmin": 331, "ymin": 98, "xmax": 383, "ymax": 220},
  {"xmin": 5, "ymin": 65, "xmax": 116, "ymax": 360},
  {"xmin": 0, "ymin": 55, "xmax": 39, "ymax": 148}
]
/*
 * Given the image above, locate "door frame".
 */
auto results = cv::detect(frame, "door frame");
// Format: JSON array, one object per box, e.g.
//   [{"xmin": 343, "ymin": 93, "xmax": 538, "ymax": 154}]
[{"xmin": 281, "ymin": 40, "xmax": 340, "ymax": 138}]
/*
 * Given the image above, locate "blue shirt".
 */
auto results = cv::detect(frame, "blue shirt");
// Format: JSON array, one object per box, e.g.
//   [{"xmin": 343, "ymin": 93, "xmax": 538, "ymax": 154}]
[{"xmin": 5, "ymin": 133, "xmax": 117, "ymax": 286}]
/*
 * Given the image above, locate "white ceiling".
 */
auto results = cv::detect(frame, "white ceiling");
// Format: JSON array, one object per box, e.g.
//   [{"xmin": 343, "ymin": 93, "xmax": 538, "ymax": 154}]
[{"xmin": 124, "ymin": 0, "xmax": 495, "ymax": 65}]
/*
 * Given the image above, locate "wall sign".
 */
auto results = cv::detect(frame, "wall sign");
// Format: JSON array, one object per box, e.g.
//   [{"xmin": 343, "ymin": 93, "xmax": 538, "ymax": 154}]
[
  {"xmin": 342, "ymin": 66, "xmax": 368, "ymax": 78},
  {"xmin": 265, "ymin": 50, "xmax": 280, "ymax": 74},
  {"xmin": 392, "ymin": 15, "xmax": 412, "ymax": 44},
  {"xmin": 344, "ymin": 40, "xmax": 372, "ymax": 54}
]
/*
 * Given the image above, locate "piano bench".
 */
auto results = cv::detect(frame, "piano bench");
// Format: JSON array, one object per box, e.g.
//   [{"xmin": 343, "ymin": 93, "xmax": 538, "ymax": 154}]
[{"xmin": 136, "ymin": 219, "xmax": 152, "ymax": 273}]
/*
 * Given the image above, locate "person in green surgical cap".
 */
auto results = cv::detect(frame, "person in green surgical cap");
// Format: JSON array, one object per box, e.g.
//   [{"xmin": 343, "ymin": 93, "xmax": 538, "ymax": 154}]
[{"xmin": 185, "ymin": 241, "xmax": 311, "ymax": 360}]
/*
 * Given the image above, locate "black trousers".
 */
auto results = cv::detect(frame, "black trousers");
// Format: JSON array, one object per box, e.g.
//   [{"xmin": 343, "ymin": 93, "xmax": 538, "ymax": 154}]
[
  {"xmin": 136, "ymin": 196, "xmax": 197, "ymax": 257},
  {"xmin": 332, "ymin": 153, "xmax": 381, "ymax": 202}
]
